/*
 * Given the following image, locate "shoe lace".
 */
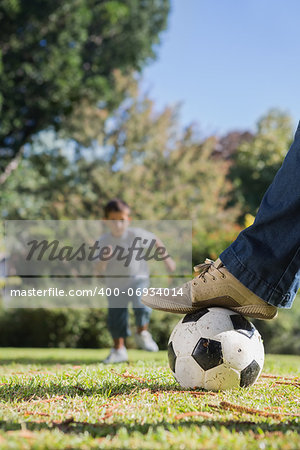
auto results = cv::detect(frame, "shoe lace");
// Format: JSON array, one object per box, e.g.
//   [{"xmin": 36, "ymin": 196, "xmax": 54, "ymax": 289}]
[{"xmin": 193, "ymin": 258, "xmax": 225, "ymax": 282}]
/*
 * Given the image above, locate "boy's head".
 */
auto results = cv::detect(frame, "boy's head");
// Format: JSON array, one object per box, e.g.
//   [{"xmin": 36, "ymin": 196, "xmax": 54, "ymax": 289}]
[{"xmin": 104, "ymin": 198, "xmax": 131, "ymax": 237}]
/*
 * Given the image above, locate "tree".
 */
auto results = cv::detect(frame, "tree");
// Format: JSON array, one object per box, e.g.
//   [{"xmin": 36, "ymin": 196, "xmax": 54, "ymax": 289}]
[
  {"xmin": 229, "ymin": 109, "xmax": 294, "ymax": 217},
  {"xmin": 65, "ymin": 78, "xmax": 243, "ymax": 265},
  {"xmin": 0, "ymin": 76, "xmax": 241, "ymax": 267},
  {"xmin": 0, "ymin": 0, "xmax": 170, "ymax": 181}
]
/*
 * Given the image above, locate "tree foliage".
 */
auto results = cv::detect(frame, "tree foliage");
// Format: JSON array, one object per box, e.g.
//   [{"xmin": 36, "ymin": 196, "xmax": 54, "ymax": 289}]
[
  {"xmin": 229, "ymin": 109, "xmax": 294, "ymax": 216},
  {"xmin": 0, "ymin": 75, "xmax": 241, "ymax": 266},
  {"xmin": 0, "ymin": 0, "xmax": 170, "ymax": 175}
]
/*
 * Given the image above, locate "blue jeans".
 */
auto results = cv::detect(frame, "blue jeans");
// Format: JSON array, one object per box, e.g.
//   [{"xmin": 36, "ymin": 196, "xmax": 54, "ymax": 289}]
[
  {"xmin": 107, "ymin": 278, "xmax": 152, "ymax": 339},
  {"xmin": 220, "ymin": 121, "xmax": 300, "ymax": 309}
]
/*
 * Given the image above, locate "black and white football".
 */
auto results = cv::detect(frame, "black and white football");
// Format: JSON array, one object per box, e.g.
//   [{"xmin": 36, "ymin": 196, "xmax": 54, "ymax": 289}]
[{"xmin": 168, "ymin": 307, "xmax": 264, "ymax": 391}]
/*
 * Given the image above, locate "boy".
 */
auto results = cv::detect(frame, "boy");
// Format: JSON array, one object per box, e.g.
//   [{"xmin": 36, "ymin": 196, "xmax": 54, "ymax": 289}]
[{"xmin": 97, "ymin": 198, "xmax": 176, "ymax": 364}]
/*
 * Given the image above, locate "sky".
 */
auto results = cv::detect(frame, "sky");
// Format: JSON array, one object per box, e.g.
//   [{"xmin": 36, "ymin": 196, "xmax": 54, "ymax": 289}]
[{"xmin": 143, "ymin": 0, "xmax": 299, "ymax": 135}]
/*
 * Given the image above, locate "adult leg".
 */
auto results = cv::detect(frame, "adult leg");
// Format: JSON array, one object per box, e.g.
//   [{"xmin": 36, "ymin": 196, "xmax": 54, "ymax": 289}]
[{"xmin": 220, "ymin": 121, "xmax": 300, "ymax": 308}]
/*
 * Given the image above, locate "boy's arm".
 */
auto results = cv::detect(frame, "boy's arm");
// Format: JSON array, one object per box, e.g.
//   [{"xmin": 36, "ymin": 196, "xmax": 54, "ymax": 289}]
[{"xmin": 155, "ymin": 238, "xmax": 176, "ymax": 273}]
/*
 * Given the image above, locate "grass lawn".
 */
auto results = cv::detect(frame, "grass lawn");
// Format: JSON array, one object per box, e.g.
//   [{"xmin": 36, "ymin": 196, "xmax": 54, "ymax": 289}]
[{"xmin": 0, "ymin": 348, "xmax": 299, "ymax": 449}]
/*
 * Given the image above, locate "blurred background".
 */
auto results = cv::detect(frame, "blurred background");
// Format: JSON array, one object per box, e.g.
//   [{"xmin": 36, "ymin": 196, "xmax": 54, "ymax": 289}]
[{"xmin": 0, "ymin": 0, "xmax": 299, "ymax": 354}]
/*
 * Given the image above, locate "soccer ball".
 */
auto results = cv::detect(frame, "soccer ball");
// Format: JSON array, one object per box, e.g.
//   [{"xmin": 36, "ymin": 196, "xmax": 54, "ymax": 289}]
[{"xmin": 168, "ymin": 307, "xmax": 264, "ymax": 391}]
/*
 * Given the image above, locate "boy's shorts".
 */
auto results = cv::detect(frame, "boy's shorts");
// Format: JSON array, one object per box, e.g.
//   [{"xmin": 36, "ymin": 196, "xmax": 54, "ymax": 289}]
[{"xmin": 106, "ymin": 278, "xmax": 152, "ymax": 339}]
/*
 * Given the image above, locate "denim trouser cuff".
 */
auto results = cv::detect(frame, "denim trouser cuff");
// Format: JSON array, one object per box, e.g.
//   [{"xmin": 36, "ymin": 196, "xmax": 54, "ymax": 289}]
[{"xmin": 220, "ymin": 246, "xmax": 293, "ymax": 309}]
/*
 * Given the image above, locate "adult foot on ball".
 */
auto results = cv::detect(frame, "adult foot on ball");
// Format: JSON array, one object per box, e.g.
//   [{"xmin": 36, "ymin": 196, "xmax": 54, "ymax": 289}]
[{"xmin": 142, "ymin": 258, "xmax": 277, "ymax": 320}]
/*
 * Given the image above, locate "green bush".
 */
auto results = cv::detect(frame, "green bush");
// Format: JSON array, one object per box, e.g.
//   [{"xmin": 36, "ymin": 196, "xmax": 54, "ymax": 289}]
[
  {"xmin": 254, "ymin": 295, "xmax": 300, "ymax": 355},
  {"xmin": 0, "ymin": 295, "xmax": 299, "ymax": 354},
  {"xmin": 0, "ymin": 307, "xmax": 111, "ymax": 349}
]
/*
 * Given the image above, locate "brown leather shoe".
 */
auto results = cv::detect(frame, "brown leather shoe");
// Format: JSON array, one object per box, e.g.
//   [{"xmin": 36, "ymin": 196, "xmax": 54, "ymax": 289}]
[{"xmin": 142, "ymin": 258, "xmax": 278, "ymax": 320}]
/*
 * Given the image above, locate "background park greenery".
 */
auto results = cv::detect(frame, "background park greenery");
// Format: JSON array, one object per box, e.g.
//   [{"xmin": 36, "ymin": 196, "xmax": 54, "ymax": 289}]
[{"xmin": 0, "ymin": 0, "xmax": 299, "ymax": 354}]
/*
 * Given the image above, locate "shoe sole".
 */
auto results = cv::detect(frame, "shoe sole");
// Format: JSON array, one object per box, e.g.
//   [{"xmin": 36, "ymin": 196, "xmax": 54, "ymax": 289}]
[
  {"xmin": 142, "ymin": 296, "xmax": 201, "ymax": 314},
  {"xmin": 142, "ymin": 296, "xmax": 278, "ymax": 320},
  {"xmin": 230, "ymin": 305, "xmax": 278, "ymax": 320}
]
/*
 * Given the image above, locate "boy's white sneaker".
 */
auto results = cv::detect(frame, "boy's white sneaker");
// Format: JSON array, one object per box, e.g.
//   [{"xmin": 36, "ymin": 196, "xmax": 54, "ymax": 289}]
[
  {"xmin": 135, "ymin": 330, "xmax": 159, "ymax": 352},
  {"xmin": 103, "ymin": 347, "xmax": 128, "ymax": 364}
]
